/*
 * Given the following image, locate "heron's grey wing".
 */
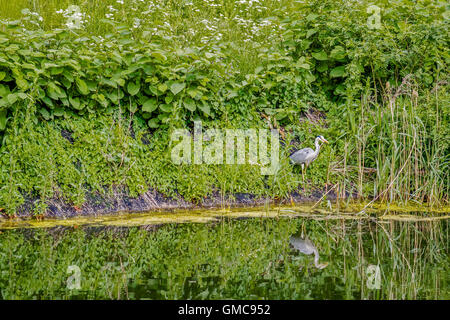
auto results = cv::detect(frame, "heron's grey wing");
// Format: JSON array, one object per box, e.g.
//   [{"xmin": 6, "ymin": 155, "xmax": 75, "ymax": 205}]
[
  {"xmin": 289, "ymin": 148, "xmax": 314, "ymax": 164},
  {"xmin": 289, "ymin": 236, "xmax": 302, "ymax": 249},
  {"xmin": 289, "ymin": 236, "xmax": 314, "ymax": 254},
  {"xmin": 289, "ymin": 236, "xmax": 317, "ymax": 254}
]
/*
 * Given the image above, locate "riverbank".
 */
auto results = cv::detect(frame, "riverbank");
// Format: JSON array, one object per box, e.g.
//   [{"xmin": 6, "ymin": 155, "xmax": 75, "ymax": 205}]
[
  {"xmin": 2, "ymin": 196, "xmax": 449, "ymax": 230},
  {"xmin": 9, "ymin": 186, "xmax": 338, "ymax": 218},
  {"xmin": 0, "ymin": 108, "xmax": 448, "ymax": 218},
  {"xmin": 0, "ymin": 0, "xmax": 448, "ymax": 217}
]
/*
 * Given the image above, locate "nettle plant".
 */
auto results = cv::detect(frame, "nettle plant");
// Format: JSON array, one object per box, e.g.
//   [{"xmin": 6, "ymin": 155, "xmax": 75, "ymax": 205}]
[
  {"xmin": 0, "ymin": 0, "xmax": 447, "ymax": 137},
  {"xmin": 0, "ymin": 18, "xmax": 318, "ymax": 140},
  {"xmin": 0, "ymin": 21, "xmax": 228, "ymax": 136},
  {"xmin": 279, "ymin": 0, "xmax": 448, "ymax": 105}
]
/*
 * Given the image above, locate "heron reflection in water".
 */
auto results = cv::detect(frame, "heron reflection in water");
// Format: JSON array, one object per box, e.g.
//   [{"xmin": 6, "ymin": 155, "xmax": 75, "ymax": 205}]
[{"xmin": 289, "ymin": 235, "xmax": 329, "ymax": 269}]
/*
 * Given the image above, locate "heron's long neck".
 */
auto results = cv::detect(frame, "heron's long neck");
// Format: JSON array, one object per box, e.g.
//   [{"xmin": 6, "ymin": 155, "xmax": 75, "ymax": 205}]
[
  {"xmin": 313, "ymin": 249, "xmax": 320, "ymax": 267},
  {"xmin": 314, "ymin": 139, "xmax": 321, "ymax": 156}
]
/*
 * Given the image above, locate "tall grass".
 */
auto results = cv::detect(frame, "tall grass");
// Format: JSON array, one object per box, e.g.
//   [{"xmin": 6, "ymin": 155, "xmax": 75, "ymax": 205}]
[{"xmin": 332, "ymin": 77, "xmax": 449, "ymax": 206}]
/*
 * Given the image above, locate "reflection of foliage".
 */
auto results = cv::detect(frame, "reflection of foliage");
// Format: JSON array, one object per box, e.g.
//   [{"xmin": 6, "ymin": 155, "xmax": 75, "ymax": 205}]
[{"xmin": 0, "ymin": 217, "xmax": 447, "ymax": 299}]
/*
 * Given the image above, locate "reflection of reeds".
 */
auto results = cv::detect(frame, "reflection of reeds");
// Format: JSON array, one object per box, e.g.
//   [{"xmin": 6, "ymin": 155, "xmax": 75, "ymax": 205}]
[{"xmin": 332, "ymin": 218, "xmax": 447, "ymax": 299}]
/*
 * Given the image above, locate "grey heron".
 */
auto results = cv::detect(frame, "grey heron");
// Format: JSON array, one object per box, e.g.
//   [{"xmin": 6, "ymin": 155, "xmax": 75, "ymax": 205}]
[
  {"xmin": 289, "ymin": 135, "xmax": 329, "ymax": 182},
  {"xmin": 289, "ymin": 235, "xmax": 328, "ymax": 269}
]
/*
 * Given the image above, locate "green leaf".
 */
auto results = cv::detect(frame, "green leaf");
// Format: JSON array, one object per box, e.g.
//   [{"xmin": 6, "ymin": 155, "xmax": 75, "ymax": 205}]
[
  {"xmin": 157, "ymin": 83, "xmax": 168, "ymax": 93},
  {"xmin": 17, "ymin": 92, "xmax": 27, "ymax": 100},
  {"xmin": 312, "ymin": 51, "xmax": 328, "ymax": 61},
  {"xmin": 42, "ymin": 96, "xmax": 54, "ymax": 108},
  {"xmin": 275, "ymin": 111, "xmax": 288, "ymax": 120},
  {"xmin": 127, "ymin": 81, "xmax": 141, "ymax": 96},
  {"xmin": 62, "ymin": 70, "xmax": 74, "ymax": 82},
  {"xmin": 129, "ymin": 102, "xmax": 138, "ymax": 113},
  {"xmin": 7, "ymin": 93, "xmax": 17, "ymax": 105},
  {"xmin": 60, "ymin": 97, "xmax": 69, "ymax": 107},
  {"xmin": 198, "ymin": 101, "xmax": 211, "ymax": 116},
  {"xmin": 301, "ymin": 40, "xmax": 312, "ymax": 50},
  {"xmin": 60, "ymin": 78, "xmax": 72, "ymax": 89},
  {"xmin": 142, "ymin": 112, "xmax": 152, "ymax": 119},
  {"xmin": 183, "ymin": 98, "xmax": 196, "ymax": 112},
  {"xmin": 305, "ymin": 73, "xmax": 316, "ymax": 82},
  {"xmin": 0, "ymin": 84, "xmax": 10, "ymax": 97},
  {"xmin": 142, "ymin": 98, "xmax": 158, "ymax": 113},
  {"xmin": 39, "ymin": 108, "xmax": 51, "ymax": 120},
  {"xmin": 306, "ymin": 29, "xmax": 317, "ymax": 38},
  {"xmin": 330, "ymin": 66, "xmax": 346, "ymax": 78},
  {"xmin": 170, "ymin": 82, "xmax": 186, "ymax": 95},
  {"xmin": 0, "ymin": 72, "xmax": 5, "ymax": 81},
  {"xmin": 330, "ymin": 46, "xmax": 346, "ymax": 60},
  {"xmin": 255, "ymin": 66, "xmax": 264, "ymax": 74},
  {"xmin": 86, "ymin": 80, "xmax": 97, "ymax": 92},
  {"xmin": 16, "ymin": 78, "xmax": 28, "ymax": 90},
  {"xmin": 50, "ymin": 67, "xmax": 64, "ymax": 75},
  {"xmin": 306, "ymin": 14, "xmax": 319, "ymax": 21},
  {"xmin": 148, "ymin": 118, "xmax": 159, "ymax": 128},
  {"xmin": 47, "ymin": 83, "xmax": 65, "ymax": 100},
  {"xmin": 148, "ymin": 85, "xmax": 158, "ymax": 96},
  {"xmin": 159, "ymin": 104, "xmax": 172, "ymax": 112},
  {"xmin": 54, "ymin": 106, "xmax": 64, "ymax": 117},
  {"xmin": 334, "ymin": 84, "xmax": 346, "ymax": 95},
  {"xmin": 165, "ymin": 95, "xmax": 174, "ymax": 104},
  {"xmin": 151, "ymin": 52, "xmax": 167, "ymax": 61},
  {"xmin": 187, "ymin": 88, "xmax": 199, "ymax": 98},
  {"xmin": 114, "ymin": 78, "xmax": 125, "ymax": 87},
  {"xmin": 69, "ymin": 96, "xmax": 81, "ymax": 109},
  {"xmin": 316, "ymin": 62, "xmax": 328, "ymax": 73},
  {"xmin": 101, "ymin": 78, "xmax": 117, "ymax": 88},
  {"xmin": 76, "ymin": 78, "xmax": 89, "ymax": 95},
  {"xmin": 295, "ymin": 57, "xmax": 310, "ymax": 69},
  {"xmin": 227, "ymin": 90, "xmax": 238, "ymax": 99}
]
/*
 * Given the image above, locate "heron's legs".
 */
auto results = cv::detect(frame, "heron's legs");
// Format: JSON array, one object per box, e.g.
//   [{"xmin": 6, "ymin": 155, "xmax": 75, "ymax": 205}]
[{"xmin": 301, "ymin": 163, "xmax": 305, "ymax": 185}]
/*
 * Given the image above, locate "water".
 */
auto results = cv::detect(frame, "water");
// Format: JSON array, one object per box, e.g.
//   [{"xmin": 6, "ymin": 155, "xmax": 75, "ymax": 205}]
[{"xmin": 0, "ymin": 211, "xmax": 448, "ymax": 300}]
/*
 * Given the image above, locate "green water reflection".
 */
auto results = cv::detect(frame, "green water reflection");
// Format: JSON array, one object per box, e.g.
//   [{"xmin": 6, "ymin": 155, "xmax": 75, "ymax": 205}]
[{"xmin": 0, "ymin": 216, "xmax": 447, "ymax": 299}]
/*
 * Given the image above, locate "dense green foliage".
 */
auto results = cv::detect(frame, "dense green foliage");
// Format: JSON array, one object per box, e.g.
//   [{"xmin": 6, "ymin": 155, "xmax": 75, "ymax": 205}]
[
  {"xmin": 0, "ymin": 0, "xmax": 448, "ymax": 215},
  {"xmin": 0, "ymin": 217, "xmax": 447, "ymax": 299},
  {"xmin": 0, "ymin": 0, "xmax": 447, "ymax": 125}
]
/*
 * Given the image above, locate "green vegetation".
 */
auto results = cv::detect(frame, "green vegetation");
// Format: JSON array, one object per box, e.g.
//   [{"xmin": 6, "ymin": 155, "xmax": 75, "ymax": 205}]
[
  {"xmin": 0, "ymin": 217, "xmax": 447, "ymax": 299},
  {"xmin": 0, "ymin": 0, "xmax": 448, "ymax": 216}
]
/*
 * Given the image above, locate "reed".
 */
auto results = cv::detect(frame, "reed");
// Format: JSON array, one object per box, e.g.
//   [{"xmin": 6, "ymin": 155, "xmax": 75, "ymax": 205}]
[{"xmin": 332, "ymin": 76, "xmax": 448, "ymax": 206}]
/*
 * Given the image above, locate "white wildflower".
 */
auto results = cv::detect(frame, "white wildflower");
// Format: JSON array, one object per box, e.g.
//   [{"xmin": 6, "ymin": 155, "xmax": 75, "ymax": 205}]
[{"xmin": 133, "ymin": 18, "xmax": 141, "ymax": 29}]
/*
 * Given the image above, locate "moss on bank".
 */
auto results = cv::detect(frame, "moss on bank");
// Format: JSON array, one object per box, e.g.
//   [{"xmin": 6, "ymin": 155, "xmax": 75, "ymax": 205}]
[{"xmin": 1, "ymin": 203, "xmax": 449, "ymax": 230}]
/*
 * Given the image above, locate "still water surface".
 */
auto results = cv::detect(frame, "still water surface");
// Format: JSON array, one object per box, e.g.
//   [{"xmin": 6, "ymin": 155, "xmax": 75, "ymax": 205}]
[{"xmin": 0, "ymin": 208, "xmax": 448, "ymax": 299}]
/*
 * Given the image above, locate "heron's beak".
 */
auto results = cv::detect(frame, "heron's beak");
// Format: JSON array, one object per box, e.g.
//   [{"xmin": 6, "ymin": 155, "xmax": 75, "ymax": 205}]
[{"xmin": 321, "ymin": 137, "xmax": 329, "ymax": 144}]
